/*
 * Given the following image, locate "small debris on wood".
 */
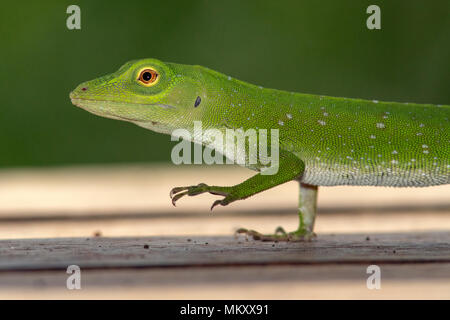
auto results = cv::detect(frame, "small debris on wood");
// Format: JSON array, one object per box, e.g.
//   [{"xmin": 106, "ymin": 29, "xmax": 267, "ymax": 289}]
[
  {"xmin": 143, "ymin": 244, "xmax": 149, "ymax": 249},
  {"xmin": 366, "ymin": 236, "xmax": 371, "ymax": 241},
  {"xmin": 93, "ymin": 230, "xmax": 102, "ymax": 237}
]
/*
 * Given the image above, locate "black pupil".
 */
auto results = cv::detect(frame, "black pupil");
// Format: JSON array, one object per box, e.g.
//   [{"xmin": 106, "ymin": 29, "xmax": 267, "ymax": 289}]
[{"xmin": 142, "ymin": 71, "xmax": 152, "ymax": 81}]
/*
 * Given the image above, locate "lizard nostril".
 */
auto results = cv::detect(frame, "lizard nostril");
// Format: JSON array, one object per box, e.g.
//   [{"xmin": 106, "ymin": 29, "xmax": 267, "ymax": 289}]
[{"xmin": 81, "ymin": 87, "xmax": 88, "ymax": 91}]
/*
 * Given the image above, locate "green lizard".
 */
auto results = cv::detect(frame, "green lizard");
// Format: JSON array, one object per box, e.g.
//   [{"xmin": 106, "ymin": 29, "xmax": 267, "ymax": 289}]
[{"xmin": 70, "ymin": 58, "xmax": 449, "ymax": 241}]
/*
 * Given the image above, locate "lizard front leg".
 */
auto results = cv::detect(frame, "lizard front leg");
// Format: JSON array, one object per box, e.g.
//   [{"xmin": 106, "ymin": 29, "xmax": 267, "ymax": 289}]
[{"xmin": 170, "ymin": 150, "xmax": 316, "ymax": 241}]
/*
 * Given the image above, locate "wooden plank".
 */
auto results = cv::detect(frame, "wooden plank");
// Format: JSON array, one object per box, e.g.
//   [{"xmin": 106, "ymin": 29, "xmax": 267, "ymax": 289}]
[
  {"xmin": 0, "ymin": 165, "xmax": 448, "ymax": 217},
  {"xmin": 0, "ymin": 263, "xmax": 449, "ymax": 299},
  {"xmin": 1, "ymin": 211, "xmax": 450, "ymax": 240},
  {"xmin": 0, "ymin": 232, "xmax": 449, "ymax": 271}
]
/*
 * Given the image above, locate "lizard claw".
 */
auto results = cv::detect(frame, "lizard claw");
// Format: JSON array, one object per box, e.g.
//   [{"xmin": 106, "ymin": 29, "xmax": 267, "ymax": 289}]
[
  {"xmin": 170, "ymin": 183, "xmax": 234, "ymax": 209},
  {"xmin": 169, "ymin": 183, "xmax": 216, "ymax": 206},
  {"xmin": 170, "ymin": 187, "xmax": 188, "ymax": 199},
  {"xmin": 210, "ymin": 194, "xmax": 235, "ymax": 211},
  {"xmin": 210, "ymin": 199, "xmax": 223, "ymax": 211},
  {"xmin": 171, "ymin": 191, "xmax": 189, "ymax": 206},
  {"xmin": 235, "ymin": 227, "xmax": 316, "ymax": 242},
  {"xmin": 274, "ymin": 226, "xmax": 287, "ymax": 235}
]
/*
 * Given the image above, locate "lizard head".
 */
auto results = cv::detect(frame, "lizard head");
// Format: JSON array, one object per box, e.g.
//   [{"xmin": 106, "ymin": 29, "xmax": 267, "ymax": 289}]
[{"xmin": 70, "ymin": 58, "xmax": 205, "ymax": 134}]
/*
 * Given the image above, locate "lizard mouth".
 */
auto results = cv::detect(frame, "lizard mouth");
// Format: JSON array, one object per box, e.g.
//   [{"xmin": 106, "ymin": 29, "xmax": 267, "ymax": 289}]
[{"xmin": 70, "ymin": 96, "xmax": 174, "ymax": 122}]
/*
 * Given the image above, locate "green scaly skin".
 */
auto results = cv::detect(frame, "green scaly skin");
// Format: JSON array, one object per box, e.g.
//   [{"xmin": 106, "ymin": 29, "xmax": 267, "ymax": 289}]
[{"xmin": 70, "ymin": 58, "xmax": 450, "ymax": 241}]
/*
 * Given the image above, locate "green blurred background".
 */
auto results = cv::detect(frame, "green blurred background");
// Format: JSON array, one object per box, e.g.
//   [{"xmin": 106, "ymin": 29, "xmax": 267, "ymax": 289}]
[{"xmin": 1, "ymin": 0, "xmax": 449, "ymax": 168}]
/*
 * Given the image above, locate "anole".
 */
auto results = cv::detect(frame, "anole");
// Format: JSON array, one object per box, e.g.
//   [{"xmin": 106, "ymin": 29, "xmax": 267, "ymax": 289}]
[{"xmin": 70, "ymin": 58, "xmax": 449, "ymax": 241}]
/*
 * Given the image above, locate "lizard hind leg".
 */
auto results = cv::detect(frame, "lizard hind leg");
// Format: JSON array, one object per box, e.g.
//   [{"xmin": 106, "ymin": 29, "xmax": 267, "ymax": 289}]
[{"xmin": 236, "ymin": 182, "xmax": 318, "ymax": 242}]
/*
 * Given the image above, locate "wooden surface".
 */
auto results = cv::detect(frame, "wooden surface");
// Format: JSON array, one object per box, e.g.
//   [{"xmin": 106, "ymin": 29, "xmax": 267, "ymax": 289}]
[{"xmin": 0, "ymin": 165, "xmax": 449, "ymax": 299}]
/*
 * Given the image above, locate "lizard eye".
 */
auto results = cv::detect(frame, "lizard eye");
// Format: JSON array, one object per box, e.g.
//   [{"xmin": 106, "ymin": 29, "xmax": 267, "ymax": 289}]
[{"xmin": 137, "ymin": 68, "xmax": 159, "ymax": 86}]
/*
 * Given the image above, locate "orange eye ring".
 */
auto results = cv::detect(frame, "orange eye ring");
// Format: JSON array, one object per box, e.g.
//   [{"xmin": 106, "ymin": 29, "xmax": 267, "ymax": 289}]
[{"xmin": 137, "ymin": 68, "xmax": 159, "ymax": 86}]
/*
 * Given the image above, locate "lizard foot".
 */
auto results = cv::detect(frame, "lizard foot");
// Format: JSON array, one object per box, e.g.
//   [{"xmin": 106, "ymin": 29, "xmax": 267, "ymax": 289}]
[
  {"xmin": 235, "ymin": 227, "xmax": 316, "ymax": 242},
  {"xmin": 170, "ymin": 183, "xmax": 234, "ymax": 209}
]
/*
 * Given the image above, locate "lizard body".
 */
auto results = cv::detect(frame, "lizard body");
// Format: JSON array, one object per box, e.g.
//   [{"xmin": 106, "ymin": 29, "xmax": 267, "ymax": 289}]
[{"xmin": 71, "ymin": 58, "xmax": 449, "ymax": 240}]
